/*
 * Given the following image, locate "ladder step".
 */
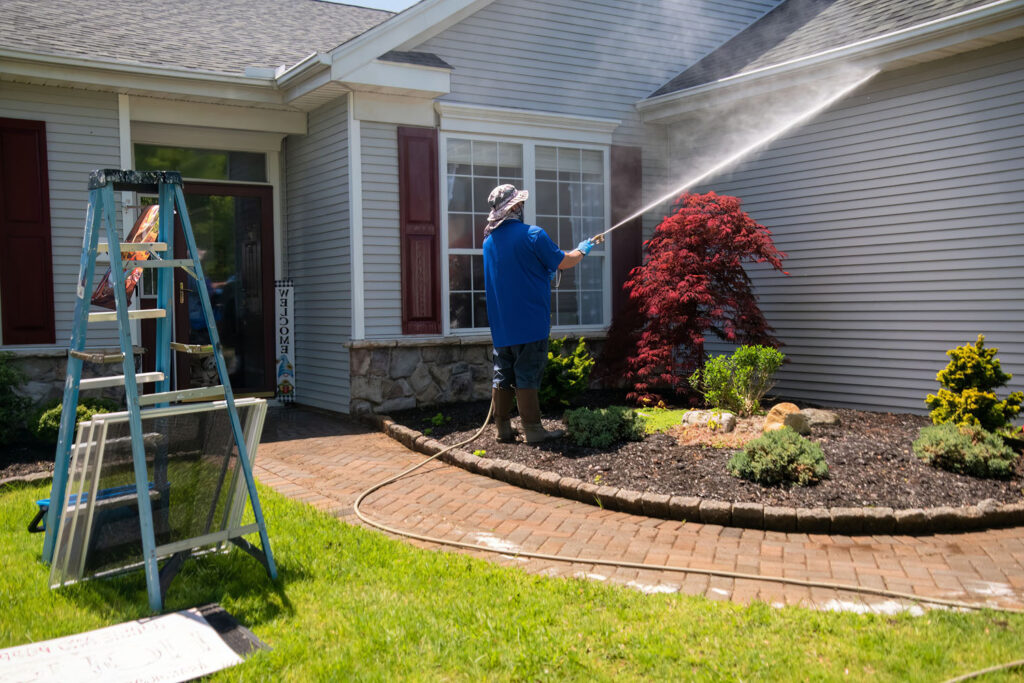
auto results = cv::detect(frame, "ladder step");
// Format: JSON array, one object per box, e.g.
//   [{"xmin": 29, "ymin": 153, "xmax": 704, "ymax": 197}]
[
  {"xmin": 138, "ymin": 385, "xmax": 226, "ymax": 406},
  {"xmin": 130, "ymin": 259, "xmax": 195, "ymax": 269},
  {"xmin": 88, "ymin": 309, "xmax": 166, "ymax": 323},
  {"xmin": 170, "ymin": 342, "xmax": 214, "ymax": 355},
  {"xmin": 97, "ymin": 242, "xmax": 168, "ymax": 253},
  {"xmin": 79, "ymin": 372, "xmax": 164, "ymax": 390},
  {"xmin": 70, "ymin": 349, "xmax": 124, "ymax": 364}
]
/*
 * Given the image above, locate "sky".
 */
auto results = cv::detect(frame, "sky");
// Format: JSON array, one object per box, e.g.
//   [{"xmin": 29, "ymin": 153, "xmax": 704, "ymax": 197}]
[{"xmin": 328, "ymin": 0, "xmax": 420, "ymax": 11}]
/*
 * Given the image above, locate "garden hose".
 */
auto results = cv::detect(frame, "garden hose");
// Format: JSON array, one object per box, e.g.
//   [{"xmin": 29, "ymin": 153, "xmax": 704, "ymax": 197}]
[{"xmin": 352, "ymin": 401, "xmax": 1023, "ymax": 681}]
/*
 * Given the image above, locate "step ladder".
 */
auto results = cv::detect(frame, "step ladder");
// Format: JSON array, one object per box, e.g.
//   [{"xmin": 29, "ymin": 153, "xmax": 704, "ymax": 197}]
[{"xmin": 41, "ymin": 169, "xmax": 277, "ymax": 612}]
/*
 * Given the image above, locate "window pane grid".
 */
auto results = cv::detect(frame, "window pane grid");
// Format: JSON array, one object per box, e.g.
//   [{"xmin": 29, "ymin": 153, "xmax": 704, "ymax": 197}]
[{"xmin": 445, "ymin": 138, "xmax": 604, "ymax": 332}]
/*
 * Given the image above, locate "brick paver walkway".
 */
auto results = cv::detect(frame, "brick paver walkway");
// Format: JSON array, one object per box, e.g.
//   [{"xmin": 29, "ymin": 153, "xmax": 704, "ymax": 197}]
[{"xmin": 255, "ymin": 407, "xmax": 1024, "ymax": 613}]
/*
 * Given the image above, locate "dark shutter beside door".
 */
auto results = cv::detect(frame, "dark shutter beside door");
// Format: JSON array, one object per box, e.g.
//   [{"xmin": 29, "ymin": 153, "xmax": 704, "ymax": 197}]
[
  {"xmin": 0, "ymin": 118, "xmax": 56, "ymax": 345},
  {"xmin": 610, "ymin": 145, "xmax": 643, "ymax": 320},
  {"xmin": 398, "ymin": 126, "xmax": 441, "ymax": 335}
]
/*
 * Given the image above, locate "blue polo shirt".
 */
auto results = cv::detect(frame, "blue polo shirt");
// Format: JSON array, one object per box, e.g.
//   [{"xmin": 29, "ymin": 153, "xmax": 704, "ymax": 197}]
[{"xmin": 482, "ymin": 219, "xmax": 565, "ymax": 348}]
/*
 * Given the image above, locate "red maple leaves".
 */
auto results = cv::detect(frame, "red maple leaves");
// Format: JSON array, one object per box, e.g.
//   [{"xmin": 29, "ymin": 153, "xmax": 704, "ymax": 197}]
[{"xmin": 619, "ymin": 192, "xmax": 787, "ymax": 404}]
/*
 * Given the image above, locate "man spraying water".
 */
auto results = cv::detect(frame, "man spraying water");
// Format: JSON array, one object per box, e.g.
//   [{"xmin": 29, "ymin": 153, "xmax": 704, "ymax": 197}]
[{"xmin": 482, "ymin": 184, "xmax": 603, "ymax": 444}]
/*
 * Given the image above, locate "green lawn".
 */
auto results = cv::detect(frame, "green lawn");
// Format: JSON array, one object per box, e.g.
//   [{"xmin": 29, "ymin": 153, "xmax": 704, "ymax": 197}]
[{"xmin": 2, "ymin": 479, "xmax": 1022, "ymax": 681}]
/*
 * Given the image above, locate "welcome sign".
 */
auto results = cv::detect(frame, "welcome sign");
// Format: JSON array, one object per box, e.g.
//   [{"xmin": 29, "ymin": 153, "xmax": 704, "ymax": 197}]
[{"xmin": 275, "ymin": 279, "xmax": 295, "ymax": 403}]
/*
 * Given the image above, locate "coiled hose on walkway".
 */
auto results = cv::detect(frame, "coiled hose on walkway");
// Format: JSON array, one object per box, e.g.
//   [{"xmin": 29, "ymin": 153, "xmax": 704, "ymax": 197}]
[{"xmin": 352, "ymin": 401, "xmax": 1023, "ymax": 681}]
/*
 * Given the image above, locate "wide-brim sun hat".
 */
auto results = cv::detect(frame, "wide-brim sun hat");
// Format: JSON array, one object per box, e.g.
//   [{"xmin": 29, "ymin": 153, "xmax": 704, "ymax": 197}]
[{"xmin": 487, "ymin": 184, "xmax": 529, "ymax": 212}]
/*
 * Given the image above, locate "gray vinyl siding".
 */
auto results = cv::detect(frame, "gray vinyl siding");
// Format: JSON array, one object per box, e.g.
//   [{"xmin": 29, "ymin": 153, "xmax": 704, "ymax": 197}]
[
  {"xmin": 285, "ymin": 96, "xmax": 352, "ymax": 412},
  {"xmin": 360, "ymin": 121, "xmax": 402, "ymax": 339},
  {"xmin": 0, "ymin": 82, "xmax": 121, "ymax": 349},
  {"xmin": 681, "ymin": 40, "xmax": 1024, "ymax": 414},
  {"xmin": 414, "ymin": 0, "xmax": 780, "ymax": 147}
]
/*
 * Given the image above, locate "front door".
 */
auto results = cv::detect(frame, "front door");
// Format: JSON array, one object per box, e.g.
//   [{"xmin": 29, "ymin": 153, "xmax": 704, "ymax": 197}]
[{"xmin": 172, "ymin": 182, "xmax": 274, "ymax": 395}]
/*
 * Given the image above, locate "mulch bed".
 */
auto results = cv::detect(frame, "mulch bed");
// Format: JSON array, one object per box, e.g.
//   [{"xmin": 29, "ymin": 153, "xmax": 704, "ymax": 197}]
[
  {"xmin": 391, "ymin": 393, "xmax": 1024, "ymax": 510},
  {"xmin": 0, "ymin": 443, "xmax": 54, "ymax": 482}
]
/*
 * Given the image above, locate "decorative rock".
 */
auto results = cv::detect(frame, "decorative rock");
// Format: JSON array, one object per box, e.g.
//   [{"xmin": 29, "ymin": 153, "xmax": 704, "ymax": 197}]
[
  {"xmin": 763, "ymin": 402, "xmax": 801, "ymax": 432},
  {"xmin": 680, "ymin": 410, "xmax": 737, "ymax": 432},
  {"xmin": 801, "ymin": 408, "xmax": 840, "ymax": 427},
  {"xmin": 783, "ymin": 413, "xmax": 811, "ymax": 435},
  {"xmin": 763, "ymin": 506, "xmax": 797, "ymax": 532}
]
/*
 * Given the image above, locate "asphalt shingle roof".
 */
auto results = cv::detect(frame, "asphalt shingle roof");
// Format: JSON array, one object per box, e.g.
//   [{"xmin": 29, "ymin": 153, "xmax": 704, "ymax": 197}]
[
  {"xmin": 0, "ymin": 0, "xmax": 395, "ymax": 75},
  {"xmin": 651, "ymin": 0, "xmax": 1001, "ymax": 97}
]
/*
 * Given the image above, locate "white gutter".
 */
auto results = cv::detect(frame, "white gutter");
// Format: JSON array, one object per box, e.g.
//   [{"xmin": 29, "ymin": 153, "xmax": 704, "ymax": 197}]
[
  {"xmin": 639, "ymin": 0, "xmax": 1024, "ymax": 117},
  {"xmin": 0, "ymin": 47, "xmax": 276, "ymax": 87},
  {"xmin": 275, "ymin": 51, "xmax": 332, "ymax": 87}
]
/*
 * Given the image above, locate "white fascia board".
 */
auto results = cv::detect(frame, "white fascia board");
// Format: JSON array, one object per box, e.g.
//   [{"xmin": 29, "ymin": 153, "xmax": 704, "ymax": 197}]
[
  {"xmin": 0, "ymin": 48, "xmax": 283, "ymax": 106},
  {"xmin": 638, "ymin": 0, "xmax": 1024, "ymax": 122},
  {"xmin": 338, "ymin": 60, "xmax": 450, "ymax": 98},
  {"xmin": 130, "ymin": 96, "xmax": 306, "ymax": 135},
  {"xmin": 436, "ymin": 101, "xmax": 620, "ymax": 145},
  {"xmin": 353, "ymin": 92, "xmax": 436, "ymax": 127},
  {"xmin": 328, "ymin": 0, "xmax": 494, "ymax": 77}
]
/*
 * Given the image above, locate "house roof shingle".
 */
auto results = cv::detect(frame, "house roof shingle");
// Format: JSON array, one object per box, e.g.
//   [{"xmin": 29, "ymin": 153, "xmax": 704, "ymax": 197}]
[
  {"xmin": 650, "ymin": 0, "xmax": 1001, "ymax": 97},
  {"xmin": 0, "ymin": 0, "xmax": 395, "ymax": 75}
]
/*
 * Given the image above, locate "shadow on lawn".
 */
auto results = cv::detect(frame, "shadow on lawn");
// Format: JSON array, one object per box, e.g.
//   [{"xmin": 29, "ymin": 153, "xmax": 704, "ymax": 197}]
[{"xmin": 57, "ymin": 546, "xmax": 305, "ymax": 625}]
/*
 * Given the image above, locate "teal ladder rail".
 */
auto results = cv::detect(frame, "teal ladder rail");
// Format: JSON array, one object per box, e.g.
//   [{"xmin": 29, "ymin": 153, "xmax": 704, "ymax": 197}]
[{"xmin": 41, "ymin": 169, "xmax": 277, "ymax": 612}]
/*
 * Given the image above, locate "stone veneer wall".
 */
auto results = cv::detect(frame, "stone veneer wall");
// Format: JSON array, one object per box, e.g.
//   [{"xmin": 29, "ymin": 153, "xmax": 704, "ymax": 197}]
[
  {"xmin": 8, "ymin": 349, "xmax": 143, "ymax": 409},
  {"xmin": 348, "ymin": 334, "xmax": 607, "ymax": 414}
]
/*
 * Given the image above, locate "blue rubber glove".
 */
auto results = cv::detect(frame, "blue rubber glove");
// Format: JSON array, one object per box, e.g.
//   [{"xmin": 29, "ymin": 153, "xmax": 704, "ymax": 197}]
[{"xmin": 576, "ymin": 238, "xmax": 594, "ymax": 255}]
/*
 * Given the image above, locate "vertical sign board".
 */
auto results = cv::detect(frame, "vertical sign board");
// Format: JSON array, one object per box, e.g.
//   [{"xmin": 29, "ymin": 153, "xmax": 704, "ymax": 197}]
[{"xmin": 275, "ymin": 279, "xmax": 295, "ymax": 403}]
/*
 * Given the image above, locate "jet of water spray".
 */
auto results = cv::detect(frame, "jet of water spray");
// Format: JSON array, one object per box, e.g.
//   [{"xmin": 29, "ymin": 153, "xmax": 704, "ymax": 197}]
[{"xmin": 593, "ymin": 68, "xmax": 880, "ymax": 241}]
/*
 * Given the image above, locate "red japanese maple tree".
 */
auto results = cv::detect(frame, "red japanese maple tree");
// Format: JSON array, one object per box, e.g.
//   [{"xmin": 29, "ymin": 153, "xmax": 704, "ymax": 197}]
[{"xmin": 620, "ymin": 191, "xmax": 787, "ymax": 405}]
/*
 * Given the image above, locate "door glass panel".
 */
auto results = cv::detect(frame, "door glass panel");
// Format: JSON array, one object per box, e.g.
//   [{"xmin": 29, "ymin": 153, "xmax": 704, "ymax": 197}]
[{"xmin": 183, "ymin": 193, "xmax": 266, "ymax": 392}]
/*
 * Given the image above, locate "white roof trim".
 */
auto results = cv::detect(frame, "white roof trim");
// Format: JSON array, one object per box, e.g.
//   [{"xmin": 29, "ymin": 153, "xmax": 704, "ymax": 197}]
[
  {"xmin": 436, "ymin": 101, "xmax": 620, "ymax": 145},
  {"xmin": 329, "ymin": 0, "xmax": 494, "ymax": 80},
  {"xmin": 639, "ymin": 0, "xmax": 1024, "ymax": 121}
]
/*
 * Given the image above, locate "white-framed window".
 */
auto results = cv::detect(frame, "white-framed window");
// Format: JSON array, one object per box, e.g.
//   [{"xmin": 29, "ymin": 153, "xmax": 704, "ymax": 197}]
[{"xmin": 440, "ymin": 133, "xmax": 611, "ymax": 335}]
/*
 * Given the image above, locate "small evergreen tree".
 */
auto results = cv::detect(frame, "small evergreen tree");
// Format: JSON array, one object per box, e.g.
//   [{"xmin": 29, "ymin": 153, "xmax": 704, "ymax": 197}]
[
  {"xmin": 925, "ymin": 334, "xmax": 1022, "ymax": 432},
  {"xmin": 620, "ymin": 192, "xmax": 787, "ymax": 405}
]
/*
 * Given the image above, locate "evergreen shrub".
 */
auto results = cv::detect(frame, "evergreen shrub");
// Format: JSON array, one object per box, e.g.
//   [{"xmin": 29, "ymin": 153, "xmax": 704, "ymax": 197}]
[
  {"xmin": 912, "ymin": 423, "xmax": 1018, "ymax": 479},
  {"xmin": 688, "ymin": 345, "xmax": 784, "ymax": 416},
  {"xmin": 0, "ymin": 352, "xmax": 31, "ymax": 446},
  {"xmin": 564, "ymin": 406, "xmax": 646, "ymax": 449},
  {"xmin": 540, "ymin": 337, "xmax": 594, "ymax": 410},
  {"xmin": 32, "ymin": 397, "xmax": 120, "ymax": 445},
  {"xmin": 728, "ymin": 427, "xmax": 828, "ymax": 486},
  {"xmin": 925, "ymin": 334, "xmax": 1022, "ymax": 432}
]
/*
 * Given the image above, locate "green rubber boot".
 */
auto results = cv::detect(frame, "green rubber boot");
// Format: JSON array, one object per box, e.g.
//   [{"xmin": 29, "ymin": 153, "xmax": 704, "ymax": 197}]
[
  {"xmin": 492, "ymin": 387, "xmax": 518, "ymax": 443},
  {"xmin": 515, "ymin": 388, "xmax": 564, "ymax": 444}
]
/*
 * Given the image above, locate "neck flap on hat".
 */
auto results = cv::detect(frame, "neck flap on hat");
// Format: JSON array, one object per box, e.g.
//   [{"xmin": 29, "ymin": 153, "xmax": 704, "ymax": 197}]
[{"xmin": 484, "ymin": 200, "xmax": 523, "ymax": 238}]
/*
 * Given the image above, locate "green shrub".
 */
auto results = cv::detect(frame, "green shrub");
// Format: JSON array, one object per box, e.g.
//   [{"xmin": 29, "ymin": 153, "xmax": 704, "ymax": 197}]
[
  {"xmin": 728, "ymin": 427, "xmax": 828, "ymax": 486},
  {"xmin": 564, "ymin": 406, "xmax": 646, "ymax": 449},
  {"xmin": 0, "ymin": 352, "xmax": 31, "ymax": 446},
  {"xmin": 912, "ymin": 423, "xmax": 1018, "ymax": 479},
  {"xmin": 925, "ymin": 334, "xmax": 1022, "ymax": 432},
  {"xmin": 688, "ymin": 345, "xmax": 784, "ymax": 416},
  {"xmin": 540, "ymin": 337, "xmax": 595, "ymax": 410},
  {"xmin": 32, "ymin": 397, "xmax": 120, "ymax": 445}
]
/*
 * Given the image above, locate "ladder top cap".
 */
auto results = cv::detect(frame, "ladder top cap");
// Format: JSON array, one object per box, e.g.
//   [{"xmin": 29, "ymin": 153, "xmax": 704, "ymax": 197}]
[{"xmin": 88, "ymin": 169, "xmax": 183, "ymax": 192}]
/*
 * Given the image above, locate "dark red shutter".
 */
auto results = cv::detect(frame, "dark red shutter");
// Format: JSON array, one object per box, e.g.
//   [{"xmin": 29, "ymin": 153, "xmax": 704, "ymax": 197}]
[
  {"xmin": 0, "ymin": 118, "xmax": 55, "ymax": 345},
  {"xmin": 398, "ymin": 126, "xmax": 441, "ymax": 335},
  {"xmin": 610, "ymin": 145, "xmax": 643, "ymax": 320}
]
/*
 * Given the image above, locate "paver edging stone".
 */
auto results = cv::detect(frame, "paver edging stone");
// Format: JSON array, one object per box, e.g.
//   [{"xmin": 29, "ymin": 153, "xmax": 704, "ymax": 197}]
[{"xmin": 365, "ymin": 414, "xmax": 1024, "ymax": 535}]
